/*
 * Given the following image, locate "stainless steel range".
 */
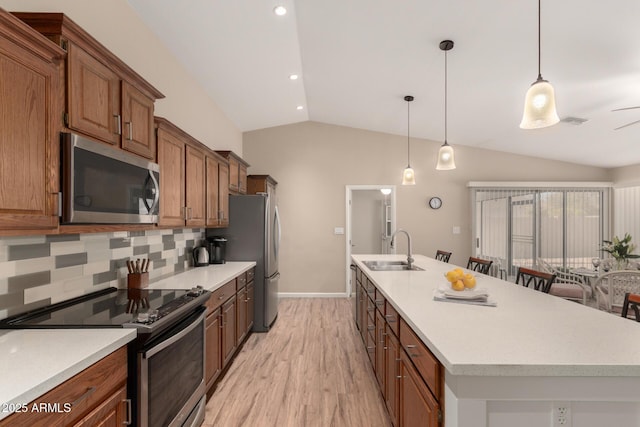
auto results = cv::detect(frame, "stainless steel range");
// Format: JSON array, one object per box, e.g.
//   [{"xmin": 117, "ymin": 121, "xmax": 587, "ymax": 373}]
[{"xmin": 0, "ymin": 286, "xmax": 211, "ymax": 427}]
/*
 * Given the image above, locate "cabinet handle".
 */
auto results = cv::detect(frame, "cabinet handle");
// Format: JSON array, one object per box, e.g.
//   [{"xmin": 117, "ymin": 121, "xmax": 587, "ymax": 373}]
[
  {"xmin": 367, "ymin": 346, "xmax": 375, "ymax": 350},
  {"xmin": 124, "ymin": 399, "xmax": 132, "ymax": 425},
  {"xmin": 375, "ymin": 300, "xmax": 384, "ymax": 305},
  {"xmin": 385, "ymin": 314, "xmax": 396, "ymax": 322},
  {"xmin": 126, "ymin": 121, "xmax": 133, "ymax": 140},
  {"xmin": 367, "ymin": 325, "xmax": 375, "ymax": 331},
  {"xmin": 405, "ymin": 344, "xmax": 417, "ymax": 349},
  {"xmin": 218, "ymin": 293, "xmax": 225, "ymax": 300},
  {"xmin": 71, "ymin": 386, "xmax": 96, "ymax": 407},
  {"xmin": 114, "ymin": 114, "xmax": 121, "ymax": 135}
]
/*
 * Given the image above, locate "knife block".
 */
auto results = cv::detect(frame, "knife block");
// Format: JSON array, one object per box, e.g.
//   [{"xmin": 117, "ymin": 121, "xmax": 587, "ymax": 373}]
[{"xmin": 127, "ymin": 272, "xmax": 149, "ymax": 289}]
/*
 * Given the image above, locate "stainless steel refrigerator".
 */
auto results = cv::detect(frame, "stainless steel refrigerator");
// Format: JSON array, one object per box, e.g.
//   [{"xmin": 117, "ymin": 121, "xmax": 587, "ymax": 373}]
[{"xmin": 212, "ymin": 193, "xmax": 281, "ymax": 331}]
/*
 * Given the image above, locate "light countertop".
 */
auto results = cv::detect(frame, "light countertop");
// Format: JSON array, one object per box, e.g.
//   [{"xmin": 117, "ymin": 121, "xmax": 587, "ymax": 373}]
[
  {"xmin": 352, "ymin": 254, "xmax": 640, "ymax": 377},
  {"xmin": 0, "ymin": 328, "xmax": 136, "ymax": 421},
  {"xmin": 148, "ymin": 261, "xmax": 255, "ymax": 291}
]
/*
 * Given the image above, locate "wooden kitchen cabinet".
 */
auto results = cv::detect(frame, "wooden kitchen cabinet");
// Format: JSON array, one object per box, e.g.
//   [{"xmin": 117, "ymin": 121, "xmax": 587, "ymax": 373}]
[
  {"xmin": 356, "ymin": 267, "xmax": 444, "ymax": 427},
  {"xmin": 156, "ymin": 117, "xmax": 206, "ymax": 228},
  {"xmin": 247, "ymin": 174, "xmax": 278, "ymax": 196},
  {"xmin": 0, "ymin": 10, "xmax": 64, "ymax": 233},
  {"xmin": 14, "ymin": 13, "xmax": 164, "ymax": 160},
  {"xmin": 221, "ymin": 295, "xmax": 237, "ymax": 367},
  {"xmin": 185, "ymin": 144, "xmax": 206, "ymax": 227},
  {"xmin": 72, "ymin": 385, "xmax": 127, "ymax": 427},
  {"xmin": 236, "ymin": 285, "xmax": 248, "ymax": 344},
  {"xmin": 0, "ymin": 346, "xmax": 129, "ymax": 427},
  {"xmin": 205, "ymin": 153, "xmax": 230, "ymax": 228},
  {"xmin": 375, "ymin": 307, "xmax": 386, "ymax": 391},
  {"xmin": 399, "ymin": 350, "xmax": 440, "ymax": 427},
  {"xmin": 215, "ymin": 151, "xmax": 250, "ymax": 195},
  {"xmin": 206, "ymin": 306, "xmax": 222, "ymax": 389},
  {"xmin": 385, "ymin": 324, "xmax": 400, "ymax": 427},
  {"xmin": 247, "ymin": 282, "xmax": 255, "ymax": 332}
]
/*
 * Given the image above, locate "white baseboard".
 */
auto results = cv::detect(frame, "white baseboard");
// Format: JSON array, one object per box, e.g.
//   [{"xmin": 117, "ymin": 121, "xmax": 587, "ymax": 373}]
[{"xmin": 278, "ymin": 292, "xmax": 348, "ymax": 298}]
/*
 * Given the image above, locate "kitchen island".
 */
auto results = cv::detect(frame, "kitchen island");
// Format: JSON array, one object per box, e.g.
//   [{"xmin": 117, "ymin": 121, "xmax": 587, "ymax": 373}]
[{"xmin": 352, "ymin": 254, "xmax": 640, "ymax": 427}]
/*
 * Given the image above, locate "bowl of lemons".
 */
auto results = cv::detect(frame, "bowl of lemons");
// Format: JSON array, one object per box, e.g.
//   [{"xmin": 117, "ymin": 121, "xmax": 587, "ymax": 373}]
[{"xmin": 444, "ymin": 268, "xmax": 477, "ymax": 291}]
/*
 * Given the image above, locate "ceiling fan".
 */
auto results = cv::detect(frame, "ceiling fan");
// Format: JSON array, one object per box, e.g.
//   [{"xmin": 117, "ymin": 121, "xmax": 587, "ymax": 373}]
[{"xmin": 613, "ymin": 106, "xmax": 640, "ymax": 130}]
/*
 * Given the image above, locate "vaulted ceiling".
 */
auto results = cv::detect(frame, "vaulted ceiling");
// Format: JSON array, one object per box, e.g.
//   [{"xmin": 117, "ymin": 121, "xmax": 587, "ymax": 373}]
[{"xmin": 128, "ymin": 0, "xmax": 640, "ymax": 168}]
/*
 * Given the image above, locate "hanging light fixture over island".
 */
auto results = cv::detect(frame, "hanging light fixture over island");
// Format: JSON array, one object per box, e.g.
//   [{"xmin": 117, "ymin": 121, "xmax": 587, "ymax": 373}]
[{"xmin": 436, "ymin": 40, "xmax": 456, "ymax": 171}]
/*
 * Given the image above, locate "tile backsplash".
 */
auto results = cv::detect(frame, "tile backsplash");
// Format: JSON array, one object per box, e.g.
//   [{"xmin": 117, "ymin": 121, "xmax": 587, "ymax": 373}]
[{"xmin": 0, "ymin": 228, "xmax": 205, "ymax": 320}]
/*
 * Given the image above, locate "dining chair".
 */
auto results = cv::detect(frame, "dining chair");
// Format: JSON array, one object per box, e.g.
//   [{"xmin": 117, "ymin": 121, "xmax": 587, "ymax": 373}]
[
  {"xmin": 537, "ymin": 259, "xmax": 593, "ymax": 305},
  {"xmin": 466, "ymin": 257, "xmax": 493, "ymax": 275},
  {"xmin": 595, "ymin": 271, "xmax": 640, "ymax": 313},
  {"xmin": 435, "ymin": 250, "xmax": 452, "ymax": 263},
  {"xmin": 622, "ymin": 293, "xmax": 640, "ymax": 321},
  {"xmin": 515, "ymin": 267, "xmax": 556, "ymax": 294}
]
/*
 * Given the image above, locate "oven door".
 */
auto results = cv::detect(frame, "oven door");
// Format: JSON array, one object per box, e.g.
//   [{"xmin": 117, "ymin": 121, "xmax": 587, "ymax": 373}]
[{"xmin": 138, "ymin": 308, "xmax": 206, "ymax": 427}]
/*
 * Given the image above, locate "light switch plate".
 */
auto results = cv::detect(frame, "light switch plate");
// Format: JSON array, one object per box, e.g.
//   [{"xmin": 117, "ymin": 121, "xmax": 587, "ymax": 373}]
[
  {"xmin": 334, "ymin": 227, "xmax": 345, "ymax": 235},
  {"xmin": 452, "ymin": 226, "xmax": 461, "ymax": 235}
]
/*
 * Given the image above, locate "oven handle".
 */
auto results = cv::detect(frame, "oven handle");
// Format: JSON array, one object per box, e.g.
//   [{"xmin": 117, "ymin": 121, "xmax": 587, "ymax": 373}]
[{"xmin": 143, "ymin": 310, "xmax": 205, "ymax": 359}]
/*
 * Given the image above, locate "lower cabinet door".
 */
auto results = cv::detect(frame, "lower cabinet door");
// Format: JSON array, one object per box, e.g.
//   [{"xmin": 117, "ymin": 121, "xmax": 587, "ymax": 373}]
[
  {"xmin": 385, "ymin": 326, "xmax": 400, "ymax": 427},
  {"xmin": 375, "ymin": 309, "xmax": 386, "ymax": 392},
  {"xmin": 72, "ymin": 385, "xmax": 128, "ymax": 427},
  {"xmin": 206, "ymin": 308, "xmax": 222, "ymax": 388},
  {"xmin": 247, "ymin": 283, "xmax": 254, "ymax": 331},
  {"xmin": 400, "ymin": 351, "xmax": 440, "ymax": 427},
  {"xmin": 222, "ymin": 296, "xmax": 237, "ymax": 367},
  {"xmin": 236, "ymin": 287, "xmax": 248, "ymax": 343}
]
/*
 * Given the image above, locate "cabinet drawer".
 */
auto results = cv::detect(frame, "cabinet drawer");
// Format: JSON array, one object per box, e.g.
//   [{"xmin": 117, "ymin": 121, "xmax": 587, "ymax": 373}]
[
  {"xmin": 206, "ymin": 279, "xmax": 237, "ymax": 314},
  {"xmin": 399, "ymin": 318, "xmax": 441, "ymax": 399},
  {"xmin": 247, "ymin": 268, "xmax": 255, "ymax": 283},
  {"xmin": 0, "ymin": 346, "xmax": 127, "ymax": 427},
  {"xmin": 385, "ymin": 301, "xmax": 400, "ymax": 337},
  {"xmin": 236, "ymin": 272, "xmax": 247, "ymax": 290},
  {"xmin": 366, "ymin": 330, "xmax": 376, "ymax": 364}
]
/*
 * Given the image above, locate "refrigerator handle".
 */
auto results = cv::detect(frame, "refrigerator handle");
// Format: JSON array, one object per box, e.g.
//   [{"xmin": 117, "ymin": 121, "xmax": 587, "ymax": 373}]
[{"xmin": 274, "ymin": 205, "xmax": 281, "ymax": 260}]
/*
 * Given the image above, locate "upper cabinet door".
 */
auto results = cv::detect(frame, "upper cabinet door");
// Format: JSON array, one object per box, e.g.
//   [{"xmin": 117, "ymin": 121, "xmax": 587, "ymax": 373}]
[
  {"xmin": 0, "ymin": 13, "xmax": 63, "ymax": 231},
  {"xmin": 185, "ymin": 145, "xmax": 206, "ymax": 227},
  {"xmin": 121, "ymin": 81, "xmax": 155, "ymax": 160},
  {"xmin": 157, "ymin": 128, "xmax": 186, "ymax": 227},
  {"xmin": 218, "ymin": 162, "xmax": 230, "ymax": 227},
  {"xmin": 67, "ymin": 43, "xmax": 120, "ymax": 145},
  {"xmin": 205, "ymin": 156, "xmax": 220, "ymax": 227}
]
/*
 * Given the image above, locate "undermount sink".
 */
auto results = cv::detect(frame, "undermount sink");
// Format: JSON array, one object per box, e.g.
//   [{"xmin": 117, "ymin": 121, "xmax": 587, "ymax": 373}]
[{"xmin": 362, "ymin": 260, "xmax": 424, "ymax": 271}]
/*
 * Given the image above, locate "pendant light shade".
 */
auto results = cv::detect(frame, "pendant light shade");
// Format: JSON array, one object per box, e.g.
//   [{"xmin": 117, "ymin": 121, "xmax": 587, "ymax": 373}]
[
  {"xmin": 436, "ymin": 142, "xmax": 456, "ymax": 170},
  {"xmin": 402, "ymin": 95, "xmax": 416, "ymax": 185},
  {"xmin": 520, "ymin": 0, "xmax": 559, "ymax": 129},
  {"xmin": 436, "ymin": 40, "xmax": 456, "ymax": 171}
]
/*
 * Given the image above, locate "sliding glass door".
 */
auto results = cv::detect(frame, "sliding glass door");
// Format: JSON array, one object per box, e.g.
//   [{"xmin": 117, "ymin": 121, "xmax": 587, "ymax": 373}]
[{"xmin": 473, "ymin": 185, "xmax": 608, "ymax": 279}]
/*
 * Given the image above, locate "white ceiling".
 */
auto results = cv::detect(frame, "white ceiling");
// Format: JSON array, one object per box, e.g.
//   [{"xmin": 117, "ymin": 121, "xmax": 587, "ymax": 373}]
[{"xmin": 128, "ymin": 0, "xmax": 640, "ymax": 168}]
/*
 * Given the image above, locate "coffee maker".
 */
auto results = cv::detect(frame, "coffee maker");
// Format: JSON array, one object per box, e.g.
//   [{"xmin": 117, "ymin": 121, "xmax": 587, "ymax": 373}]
[{"xmin": 208, "ymin": 237, "xmax": 227, "ymax": 264}]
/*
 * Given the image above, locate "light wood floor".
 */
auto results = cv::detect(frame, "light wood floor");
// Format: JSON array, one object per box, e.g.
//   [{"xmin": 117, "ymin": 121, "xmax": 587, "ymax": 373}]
[{"xmin": 203, "ymin": 298, "xmax": 391, "ymax": 427}]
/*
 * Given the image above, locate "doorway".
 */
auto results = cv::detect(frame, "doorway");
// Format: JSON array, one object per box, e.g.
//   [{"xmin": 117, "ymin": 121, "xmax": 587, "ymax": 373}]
[{"xmin": 345, "ymin": 185, "xmax": 397, "ymax": 295}]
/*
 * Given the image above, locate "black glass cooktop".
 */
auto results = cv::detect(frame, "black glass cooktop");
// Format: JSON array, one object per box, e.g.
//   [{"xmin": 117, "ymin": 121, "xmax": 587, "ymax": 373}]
[{"xmin": 0, "ymin": 287, "xmax": 208, "ymax": 329}]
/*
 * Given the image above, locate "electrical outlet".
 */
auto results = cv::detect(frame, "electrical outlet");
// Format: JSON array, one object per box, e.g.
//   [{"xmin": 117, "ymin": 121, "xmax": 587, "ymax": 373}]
[{"xmin": 553, "ymin": 402, "xmax": 572, "ymax": 427}]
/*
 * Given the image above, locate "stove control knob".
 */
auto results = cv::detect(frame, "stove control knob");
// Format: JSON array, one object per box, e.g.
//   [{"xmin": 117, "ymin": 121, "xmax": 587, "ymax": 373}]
[
  {"xmin": 188, "ymin": 286, "xmax": 204, "ymax": 297},
  {"xmin": 148, "ymin": 309, "xmax": 159, "ymax": 322},
  {"xmin": 137, "ymin": 312, "xmax": 150, "ymax": 323}
]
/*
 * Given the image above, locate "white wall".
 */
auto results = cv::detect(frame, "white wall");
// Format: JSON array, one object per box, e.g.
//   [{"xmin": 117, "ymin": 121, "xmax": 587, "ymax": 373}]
[
  {"xmin": 243, "ymin": 121, "xmax": 611, "ymax": 294},
  {"xmin": 0, "ymin": 0, "xmax": 242, "ymax": 154}
]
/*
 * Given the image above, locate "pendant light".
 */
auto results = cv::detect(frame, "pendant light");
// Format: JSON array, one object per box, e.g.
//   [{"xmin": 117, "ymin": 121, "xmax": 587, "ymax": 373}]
[
  {"xmin": 436, "ymin": 40, "xmax": 456, "ymax": 171},
  {"xmin": 401, "ymin": 95, "xmax": 416, "ymax": 185},
  {"xmin": 520, "ymin": 0, "xmax": 559, "ymax": 129}
]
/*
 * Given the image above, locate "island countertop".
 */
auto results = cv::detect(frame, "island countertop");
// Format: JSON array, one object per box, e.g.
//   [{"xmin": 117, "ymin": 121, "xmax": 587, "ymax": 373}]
[{"xmin": 351, "ymin": 254, "xmax": 640, "ymax": 377}]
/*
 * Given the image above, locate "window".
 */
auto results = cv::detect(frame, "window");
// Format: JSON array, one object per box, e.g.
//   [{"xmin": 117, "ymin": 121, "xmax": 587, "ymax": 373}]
[{"xmin": 470, "ymin": 183, "xmax": 611, "ymax": 277}]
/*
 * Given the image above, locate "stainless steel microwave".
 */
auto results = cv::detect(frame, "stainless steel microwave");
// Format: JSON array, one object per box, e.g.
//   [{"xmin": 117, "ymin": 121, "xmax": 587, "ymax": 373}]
[{"xmin": 61, "ymin": 133, "xmax": 160, "ymax": 224}]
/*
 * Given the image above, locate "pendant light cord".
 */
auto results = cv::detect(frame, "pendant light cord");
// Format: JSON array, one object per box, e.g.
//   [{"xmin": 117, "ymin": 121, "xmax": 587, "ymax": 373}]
[
  {"xmin": 407, "ymin": 98, "xmax": 411, "ymax": 167},
  {"xmin": 537, "ymin": 0, "xmax": 542, "ymax": 79},
  {"xmin": 444, "ymin": 49, "xmax": 448, "ymax": 144}
]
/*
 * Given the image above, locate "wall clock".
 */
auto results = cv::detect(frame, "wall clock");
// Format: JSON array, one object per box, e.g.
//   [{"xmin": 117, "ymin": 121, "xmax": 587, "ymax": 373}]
[{"xmin": 429, "ymin": 197, "xmax": 442, "ymax": 209}]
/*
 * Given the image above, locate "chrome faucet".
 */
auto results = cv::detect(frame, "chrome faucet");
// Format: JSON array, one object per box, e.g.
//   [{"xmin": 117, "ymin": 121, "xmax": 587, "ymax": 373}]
[{"xmin": 390, "ymin": 229, "xmax": 413, "ymax": 269}]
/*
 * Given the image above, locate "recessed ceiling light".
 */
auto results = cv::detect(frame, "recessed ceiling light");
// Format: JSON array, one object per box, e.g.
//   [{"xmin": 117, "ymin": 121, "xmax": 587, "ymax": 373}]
[
  {"xmin": 289, "ymin": 74, "xmax": 299, "ymax": 80},
  {"xmin": 296, "ymin": 105, "xmax": 304, "ymax": 110},
  {"xmin": 273, "ymin": 6, "xmax": 287, "ymax": 16}
]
